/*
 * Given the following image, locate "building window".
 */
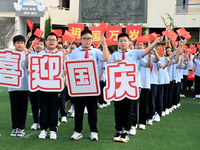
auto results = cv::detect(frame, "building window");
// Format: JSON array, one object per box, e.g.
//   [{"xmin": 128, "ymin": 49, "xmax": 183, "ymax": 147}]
[{"xmin": 63, "ymin": 0, "xmax": 70, "ymax": 9}]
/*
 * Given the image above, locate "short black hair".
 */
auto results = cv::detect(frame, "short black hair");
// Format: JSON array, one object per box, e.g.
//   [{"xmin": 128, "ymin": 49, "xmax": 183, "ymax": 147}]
[
  {"xmin": 13, "ymin": 35, "xmax": 25, "ymax": 43},
  {"xmin": 71, "ymin": 42, "xmax": 77, "ymax": 47},
  {"xmin": 108, "ymin": 46, "xmax": 115, "ymax": 54},
  {"xmin": 38, "ymin": 37, "xmax": 46, "ymax": 46},
  {"xmin": 81, "ymin": 29, "xmax": 92, "ymax": 37},
  {"xmin": 58, "ymin": 42, "xmax": 63, "ymax": 46},
  {"xmin": 46, "ymin": 32, "xmax": 58, "ymax": 40},
  {"xmin": 117, "ymin": 33, "xmax": 129, "ymax": 41}
]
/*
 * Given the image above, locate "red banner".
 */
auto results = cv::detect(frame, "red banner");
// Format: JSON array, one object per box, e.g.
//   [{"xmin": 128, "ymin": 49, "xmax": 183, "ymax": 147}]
[
  {"xmin": 188, "ymin": 71, "xmax": 195, "ymax": 81},
  {"xmin": 126, "ymin": 26, "xmax": 142, "ymax": 42},
  {"xmin": 88, "ymin": 27, "xmax": 102, "ymax": 46},
  {"xmin": 106, "ymin": 26, "xmax": 122, "ymax": 45},
  {"xmin": 68, "ymin": 24, "xmax": 84, "ymax": 43}
]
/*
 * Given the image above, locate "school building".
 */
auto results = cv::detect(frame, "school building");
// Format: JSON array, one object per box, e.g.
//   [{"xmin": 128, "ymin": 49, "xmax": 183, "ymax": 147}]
[{"xmin": 0, "ymin": 0, "xmax": 200, "ymax": 49}]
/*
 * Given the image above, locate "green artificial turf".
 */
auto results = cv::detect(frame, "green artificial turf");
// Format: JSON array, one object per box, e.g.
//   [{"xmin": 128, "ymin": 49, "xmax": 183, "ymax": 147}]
[{"xmin": 0, "ymin": 86, "xmax": 199, "ymax": 150}]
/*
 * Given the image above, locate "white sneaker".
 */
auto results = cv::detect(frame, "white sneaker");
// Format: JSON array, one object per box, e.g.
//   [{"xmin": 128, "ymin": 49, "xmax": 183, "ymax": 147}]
[
  {"xmin": 39, "ymin": 130, "xmax": 47, "ymax": 139},
  {"xmin": 180, "ymin": 94, "xmax": 183, "ymax": 98},
  {"xmin": 50, "ymin": 131, "xmax": 57, "ymax": 140},
  {"xmin": 161, "ymin": 111, "xmax": 166, "ymax": 117},
  {"xmin": 153, "ymin": 113, "xmax": 160, "ymax": 122},
  {"xmin": 71, "ymin": 131, "xmax": 83, "ymax": 140},
  {"xmin": 68, "ymin": 106, "xmax": 73, "ymax": 113},
  {"xmin": 90, "ymin": 132, "xmax": 98, "ymax": 141},
  {"xmin": 98, "ymin": 104, "xmax": 104, "ymax": 109},
  {"xmin": 165, "ymin": 109, "xmax": 170, "ymax": 115},
  {"xmin": 57, "ymin": 121, "xmax": 60, "ymax": 126},
  {"xmin": 31, "ymin": 123, "xmax": 39, "ymax": 130},
  {"xmin": 107, "ymin": 101, "xmax": 111, "ymax": 106},
  {"xmin": 61, "ymin": 116, "xmax": 67, "ymax": 123},
  {"xmin": 169, "ymin": 108, "xmax": 173, "ymax": 113},
  {"xmin": 71, "ymin": 110, "xmax": 75, "ymax": 118},
  {"xmin": 139, "ymin": 124, "xmax": 145, "ymax": 130},
  {"xmin": 10, "ymin": 129, "xmax": 17, "ymax": 137},
  {"xmin": 129, "ymin": 126, "xmax": 136, "ymax": 135},
  {"xmin": 195, "ymin": 95, "xmax": 199, "ymax": 98},
  {"xmin": 173, "ymin": 105, "xmax": 177, "ymax": 110},
  {"xmin": 17, "ymin": 129, "xmax": 25, "ymax": 137},
  {"xmin": 84, "ymin": 107, "xmax": 88, "ymax": 114},
  {"xmin": 198, "ymin": 95, "xmax": 200, "ymax": 98},
  {"xmin": 182, "ymin": 95, "xmax": 185, "ymax": 98},
  {"xmin": 147, "ymin": 119, "xmax": 153, "ymax": 126},
  {"xmin": 102, "ymin": 104, "xmax": 107, "ymax": 107}
]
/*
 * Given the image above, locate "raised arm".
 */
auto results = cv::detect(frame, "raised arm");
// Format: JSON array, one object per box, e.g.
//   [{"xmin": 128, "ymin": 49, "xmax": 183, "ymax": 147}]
[
  {"xmin": 100, "ymin": 36, "xmax": 109, "ymax": 62},
  {"xmin": 160, "ymin": 57, "xmax": 170, "ymax": 69},
  {"xmin": 145, "ymin": 53, "xmax": 152, "ymax": 68},
  {"xmin": 141, "ymin": 36, "xmax": 163, "ymax": 57}
]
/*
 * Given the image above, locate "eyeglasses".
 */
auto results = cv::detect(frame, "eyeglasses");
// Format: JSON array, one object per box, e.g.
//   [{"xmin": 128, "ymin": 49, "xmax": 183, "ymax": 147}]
[
  {"xmin": 81, "ymin": 38, "xmax": 93, "ymax": 41},
  {"xmin": 47, "ymin": 39, "xmax": 57, "ymax": 42}
]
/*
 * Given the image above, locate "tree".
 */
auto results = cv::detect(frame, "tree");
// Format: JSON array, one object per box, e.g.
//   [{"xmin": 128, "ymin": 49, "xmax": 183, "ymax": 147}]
[{"xmin": 44, "ymin": 16, "xmax": 52, "ymax": 38}]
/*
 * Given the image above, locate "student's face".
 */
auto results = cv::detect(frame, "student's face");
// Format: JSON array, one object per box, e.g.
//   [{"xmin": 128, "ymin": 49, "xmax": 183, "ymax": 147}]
[
  {"xmin": 69, "ymin": 45, "xmax": 77, "ymax": 53},
  {"xmin": 80, "ymin": 33, "xmax": 93, "ymax": 48},
  {"xmin": 129, "ymin": 41, "xmax": 134, "ymax": 50},
  {"xmin": 198, "ymin": 54, "xmax": 200, "ymax": 59},
  {"xmin": 35, "ymin": 41, "xmax": 45, "ymax": 53},
  {"xmin": 163, "ymin": 49, "xmax": 166, "ymax": 56},
  {"xmin": 135, "ymin": 42, "xmax": 144, "ymax": 50},
  {"xmin": 13, "ymin": 41, "xmax": 25, "ymax": 52},
  {"xmin": 57, "ymin": 44, "xmax": 64, "ymax": 51},
  {"xmin": 45, "ymin": 35, "xmax": 58, "ymax": 50},
  {"xmin": 166, "ymin": 48, "xmax": 172, "ymax": 56},
  {"xmin": 118, "ymin": 37, "xmax": 129, "ymax": 50}
]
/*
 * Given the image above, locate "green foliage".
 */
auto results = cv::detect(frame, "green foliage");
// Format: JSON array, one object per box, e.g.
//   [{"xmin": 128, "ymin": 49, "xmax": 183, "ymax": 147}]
[
  {"xmin": 160, "ymin": 13, "xmax": 177, "ymax": 31},
  {"xmin": 44, "ymin": 16, "xmax": 52, "ymax": 38}
]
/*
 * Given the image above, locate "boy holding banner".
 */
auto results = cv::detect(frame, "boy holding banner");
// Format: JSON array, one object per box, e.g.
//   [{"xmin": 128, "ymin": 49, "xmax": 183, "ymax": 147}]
[
  {"xmin": 109, "ymin": 33, "xmax": 163, "ymax": 143},
  {"xmin": 9, "ymin": 35, "xmax": 29, "ymax": 137},
  {"xmin": 69, "ymin": 29, "xmax": 109, "ymax": 141}
]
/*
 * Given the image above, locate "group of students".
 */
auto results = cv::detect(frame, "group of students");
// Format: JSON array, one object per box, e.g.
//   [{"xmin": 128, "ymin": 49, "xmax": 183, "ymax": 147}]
[{"xmin": 7, "ymin": 29, "xmax": 199, "ymax": 143}]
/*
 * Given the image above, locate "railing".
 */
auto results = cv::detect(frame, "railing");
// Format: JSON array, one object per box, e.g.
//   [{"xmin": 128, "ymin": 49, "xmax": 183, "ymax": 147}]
[
  {"xmin": 4, "ymin": 21, "xmax": 17, "ymax": 49},
  {"xmin": 175, "ymin": 3, "xmax": 200, "ymax": 15}
]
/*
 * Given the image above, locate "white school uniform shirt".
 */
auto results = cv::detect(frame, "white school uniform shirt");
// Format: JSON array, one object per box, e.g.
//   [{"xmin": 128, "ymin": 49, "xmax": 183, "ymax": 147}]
[
  {"xmin": 188, "ymin": 54, "xmax": 194, "ymax": 70},
  {"xmin": 69, "ymin": 46, "xmax": 103, "ymax": 62},
  {"xmin": 158, "ymin": 57, "xmax": 170, "ymax": 85},
  {"xmin": 150, "ymin": 55, "xmax": 161, "ymax": 85},
  {"xmin": 141, "ymin": 55, "xmax": 150, "ymax": 89},
  {"xmin": 8, "ymin": 51, "xmax": 29, "ymax": 92},
  {"xmin": 109, "ymin": 49, "xmax": 130, "ymax": 62},
  {"xmin": 168, "ymin": 57, "xmax": 176, "ymax": 81},
  {"xmin": 176, "ymin": 55, "xmax": 186, "ymax": 83},
  {"xmin": 194, "ymin": 59, "xmax": 200, "ymax": 77}
]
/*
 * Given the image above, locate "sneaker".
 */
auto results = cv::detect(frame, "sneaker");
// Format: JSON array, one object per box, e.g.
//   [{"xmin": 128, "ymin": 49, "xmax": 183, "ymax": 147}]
[
  {"xmin": 10, "ymin": 129, "xmax": 17, "ymax": 137},
  {"xmin": 84, "ymin": 107, "xmax": 88, "ymax": 114},
  {"xmin": 50, "ymin": 131, "xmax": 57, "ymax": 140},
  {"xmin": 68, "ymin": 106, "xmax": 73, "ymax": 113},
  {"xmin": 182, "ymin": 95, "xmax": 185, "ymax": 98},
  {"xmin": 153, "ymin": 113, "xmax": 160, "ymax": 122},
  {"xmin": 71, "ymin": 110, "xmax": 75, "ymax": 118},
  {"xmin": 31, "ymin": 123, "xmax": 39, "ymax": 130},
  {"xmin": 169, "ymin": 108, "xmax": 173, "ymax": 113},
  {"xmin": 161, "ymin": 111, "xmax": 166, "ymax": 117},
  {"xmin": 120, "ymin": 132, "xmax": 129, "ymax": 143},
  {"xmin": 139, "ymin": 124, "xmax": 145, "ymax": 130},
  {"xmin": 198, "ymin": 95, "xmax": 200, "ymax": 98},
  {"xmin": 90, "ymin": 132, "xmax": 98, "ymax": 141},
  {"xmin": 165, "ymin": 109, "xmax": 170, "ymax": 115},
  {"xmin": 180, "ymin": 94, "xmax": 183, "ymax": 98},
  {"xmin": 173, "ymin": 105, "xmax": 177, "ymax": 110},
  {"xmin": 61, "ymin": 116, "xmax": 67, "ymax": 123},
  {"xmin": 195, "ymin": 95, "xmax": 199, "ymax": 98},
  {"xmin": 102, "ymin": 104, "xmax": 107, "ymax": 108},
  {"xmin": 98, "ymin": 104, "xmax": 104, "ymax": 109},
  {"xmin": 71, "ymin": 131, "xmax": 83, "ymax": 140},
  {"xmin": 147, "ymin": 119, "xmax": 153, "ymax": 125},
  {"xmin": 129, "ymin": 126, "xmax": 136, "ymax": 135},
  {"xmin": 57, "ymin": 121, "xmax": 60, "ymax": 126},
  {"xmin": 107, "ymin": 101, "xmax": 111, "ymax": 106},
  {"xmin": 39, "ymin": 130, "xmax": 47, "ymax": 139},
  {"xmin": 17, "ymin": 129, "xmax": 25, "ymax": 137},
  {"xmin": 113, "ymin": 131, "xmax": 121, "ymax": 142}
]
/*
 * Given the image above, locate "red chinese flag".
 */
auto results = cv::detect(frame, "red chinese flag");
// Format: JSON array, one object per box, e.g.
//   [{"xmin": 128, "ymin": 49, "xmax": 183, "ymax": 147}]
[
  {"xmin": 63, "ymin": 30, "xmax": 76, "ymax": 43},
  {"xmin": 68, "ymin": 24, "xmax": 84, "ymax": 43},
  {"xmin": 34, "ymin": 28, "xmax": 44, "ymax": 37},
  {"xmin": 172, "ymin": 40, "xmax": 178, "ymax": 49},
  {"xmin": 88, "ymin": 27, "xmax": 102, "ymax": 45},
  {"xmin": 149, "ymin": 32, "xmax": 158, "ymax": 42},
  {"xmin": 106, "ymin": 26, "xmax": 122, "ymax": 45},
  {"xmin": 52, "ymin": 29, "xmax": 62, "ymax": 37},
  {"xmin": 136, "ymin": 35, "xmax": 150, "ymax": 43},
  {"xmin": 126, "ymin": 26, "xmax": 142, "ymax": 42},
  {"xmin": 163, "ymin": 44, "xmax": 170, "ymax": 47},
  {"xmin": 188, "ymin": 71, "xmax": 195, "ymax": 81},
  {"xmin": 27, "ymin": 19, "xmax": 33, "ymax": 31},
  {"xmin": 164, "ymin": 28, "xmax": 178, "ymax": 41},
  {"xmin": 197, "ymin": 44, "xmax": 200, "ymax": 50},
  {"xmin": 182, "ymin": 31, "xmax": 191, "ymax": 40},
  {"xmin": 93, "ymin": 41, "xmax": 100, "ymax": 48},
  {"xmin": 189, "ymin": 44, "xmax": 194, "ymax": 48},
  {"xmin": 176, "ymin": 27, "xmax": 187, "ymax": 36},
  {"xmin": 106, "ymin": 38, "xmax": 114, "ymax": 46},
  {"xmin": 97, "ymin": 21, "xmax": 108, "ymax": 35},
  {"xmin": 31, "ymin": 38, "xmax": 41, "ymax": 47},
  {"xmin": 182, "ymin": 45, "xmax": 188, "ymax": 52},
  {"xmin": 158, "ymin": 45, "xmax": 163, "ymax": 56},
  {"xmin": 188, "ymin": 46, "xmax": 196, "ymax": 54}
]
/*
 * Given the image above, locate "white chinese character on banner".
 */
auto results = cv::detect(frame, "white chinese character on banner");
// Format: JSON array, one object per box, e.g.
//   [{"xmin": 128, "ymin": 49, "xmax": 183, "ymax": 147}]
[
  {"xmin": 104, "ymin": 62, "xmax": 139, "ymax": 101},
  {"xmin": 29, "ymin": 54, "xmax": 63, "ymax": 92},
  {"xmin": 65, "ymin": 59, "xmax": 100, "ymax": 97},
  {"xmin": 0, "ymin": 50, "xmax": 23, "ymax": 87}
]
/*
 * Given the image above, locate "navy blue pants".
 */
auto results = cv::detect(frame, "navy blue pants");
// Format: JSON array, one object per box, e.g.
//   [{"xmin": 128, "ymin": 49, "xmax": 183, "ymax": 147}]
[{"xmin": 148, "ymin": 84, "xmax": 158, "ymax": 119}]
